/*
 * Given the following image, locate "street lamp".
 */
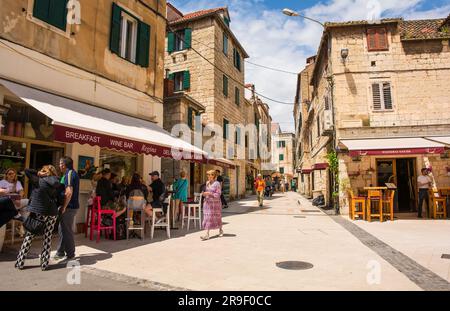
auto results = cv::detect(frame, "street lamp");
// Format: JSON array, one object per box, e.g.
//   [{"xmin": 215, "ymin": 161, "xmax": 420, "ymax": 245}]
[{"xmin": 282, "ymin": 8, "xmax": 325, "ymax": 28}]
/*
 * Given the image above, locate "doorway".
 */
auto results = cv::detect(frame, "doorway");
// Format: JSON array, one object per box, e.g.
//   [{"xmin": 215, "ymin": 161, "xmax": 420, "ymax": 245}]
[
  {"xmin": 30, "ymin": 144, "xmax": 65, "ymax": 171},
  {"xmin": 376, "ymin": 158, "xmax": 417, "ymax": 213}
]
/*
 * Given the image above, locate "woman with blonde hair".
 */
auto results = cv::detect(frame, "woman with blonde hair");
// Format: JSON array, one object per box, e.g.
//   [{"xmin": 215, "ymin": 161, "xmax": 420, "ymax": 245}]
[
  {"xmin": 173, "ymin": 171, "xmax": 188, "ymax": 222},
  {"xmin": 200, "ymin": 170, "xmax": 223, "ymax": 240},
  {"xmin": 15, "ymin": 165, "xmax": 61, "ymax": 271}
]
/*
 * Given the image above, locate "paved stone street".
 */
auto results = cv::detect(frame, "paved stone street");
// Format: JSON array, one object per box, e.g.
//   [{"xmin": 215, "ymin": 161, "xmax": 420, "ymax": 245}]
[{"xmin": 1, "ymin": 191, "xmax": 449, "ymax": 291}]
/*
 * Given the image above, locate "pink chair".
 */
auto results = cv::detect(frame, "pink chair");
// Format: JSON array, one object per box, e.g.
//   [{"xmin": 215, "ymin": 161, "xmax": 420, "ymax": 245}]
[{"xmin": 89, "ymin": 196, "xmax": 116, "ymax": 242}]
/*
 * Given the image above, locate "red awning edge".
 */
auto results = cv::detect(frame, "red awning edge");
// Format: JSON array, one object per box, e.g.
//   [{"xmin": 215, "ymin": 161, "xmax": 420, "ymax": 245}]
[{"xmin": 349, "ymin": 147, "xmax": 445, "ymax": 157}]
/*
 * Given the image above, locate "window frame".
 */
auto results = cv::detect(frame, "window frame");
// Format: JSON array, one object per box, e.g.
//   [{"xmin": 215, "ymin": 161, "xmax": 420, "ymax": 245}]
[
  {"xmin": 367, "ymin": 27, "xmax": 389, "ymax": 52},
  {"xmin": 223, "ymin": 75, "xmax": 229, "ymax": 97},
  {"xmin": 235, "ymin": 87, "xmax": 240, "ymax": 106},
  {"xmin": 174, "ymin": 30, "xmax": 186, "ymax": 52},
  {"xmin": 173, "ymin": 72, "xmax": 184, "ymax": 92},
  {"xmin": 223, "ymin": 32, "xmax": 228, "ymax": 55},
  {"xmin": 371, "ymin": 81, "xmax": 394, "ymax": 112},
  {"xmin": 120, "ymin": 11, "xmax": 138, "ymax": 63},
  {"xmin": 223, "ymin": 119, "xmax": 229, "ymax": 140},
  {"xmin": 28, "ymin": 0, "xmax": 70, "ymax": 37}
]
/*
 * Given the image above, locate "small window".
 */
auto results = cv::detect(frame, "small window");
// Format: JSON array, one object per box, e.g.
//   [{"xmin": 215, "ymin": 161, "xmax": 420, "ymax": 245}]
[
  {"xmin": 367, "ymin": 28, "xmax": 388, "ymax": 51},
  {"xmin": 120, "ymin": 12, "xmax": 138, "ymax": 63},
  {"xmin": 233, "ymin": 48, "xmax": 241, "ymax": 71},
  {"xmin": 279, "ymin": 167, "xmax": 285, "ymax": 174},
  {"xmin": 235, "ymin": 127, "xmax": 241, "ymax": 145},
  {"xmin": 245, "ymin": 134, "xmax": 248, "ymax": 148},
  {"xmin": 223, "ymin": 33, "xmax": 228, "ymax": 55},
  {"xmin": 169, "ymin": 71, "xmax": 190, "ymax": 92},
  {"xmin": 235, "ymin": 87, "xmax": 240, "ymax": 106},
  {"xmin": 372, "ymin": 82, "xmax": 393, "ymax": 111},
  {"xmin": 223, "ymin": 119, "xmax": 229, "ymax": 139},
  {"xmin": 223, "ymin": 75, "xmax": 229, "ymax": 97},
  {"xmin": 33, "ymin": 0, "xmax": 68, "ymax": 31},
  {"xmin": 317, "ymin": 115, "xmax": 321, "ymax": 137},
  {"xmin": 279, "ymin": 154, "xmax": 284, "ymax": 161},
  {"xmin": 168, "ymin": 28, "xmax": 192, "ymax": 53},
  {"xmin": 187, "ymin": 107, "xmax": 193, "ymax": 129},
  {"xmin": 277, "ymin": 141, "xmax": 286, "ymax": 148}
]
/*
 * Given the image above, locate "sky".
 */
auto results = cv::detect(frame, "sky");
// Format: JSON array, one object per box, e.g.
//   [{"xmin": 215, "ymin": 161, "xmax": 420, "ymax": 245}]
[{"xmin": 169, "ymin": 0, "xmax": 450, "ymax": 132}]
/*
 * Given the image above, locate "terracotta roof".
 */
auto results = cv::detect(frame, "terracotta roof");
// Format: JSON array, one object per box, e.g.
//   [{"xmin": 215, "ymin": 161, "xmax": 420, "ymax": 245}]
[
  {"xmin": 324, "ymin": 18, "xmax": 402, "ymax": 28},
  {"xmin": 169, "ymin": 7, "xmax": 226, "ymax": 24},
  {"xmin": 400, "ymin": 17, "xmax": 450, "ymax": 40},
  {"xmin": 441, "ymin": 14, "xmax": 450, "ymax": 29}
]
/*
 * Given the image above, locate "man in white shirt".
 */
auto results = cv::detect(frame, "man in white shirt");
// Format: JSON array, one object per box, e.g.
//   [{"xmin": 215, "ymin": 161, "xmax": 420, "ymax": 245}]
[{"xmin": 417, "ymin": 168, "xmax": 432, "ymax": 218}]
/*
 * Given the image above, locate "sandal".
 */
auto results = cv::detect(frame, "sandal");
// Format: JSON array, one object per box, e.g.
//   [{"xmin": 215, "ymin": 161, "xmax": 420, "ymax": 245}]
[
  {"xmin": 219, "ymin": 230, "xmax": 224, "ymax": 237},
  {"xmin": 200, "ymin": 235, "xmax": 210, "ymax": 241}
]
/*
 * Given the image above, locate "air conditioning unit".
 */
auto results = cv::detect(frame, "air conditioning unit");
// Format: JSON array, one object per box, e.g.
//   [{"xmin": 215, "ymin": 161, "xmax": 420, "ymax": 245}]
[{"xmin": 321, "ymin": 110, "xmax": 334, "ymax": 135}]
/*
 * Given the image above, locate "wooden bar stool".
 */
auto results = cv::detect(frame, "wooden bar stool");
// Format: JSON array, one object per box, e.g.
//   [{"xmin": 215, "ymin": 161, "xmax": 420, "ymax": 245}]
[
  {"xmin": 382, "ymin": 190, "xmax": 395, "ymax": 221},
  {"xmin": 367, "ymin": 190, "xmax": 383, "ymax": 222},
  {"xmin": 430, "ymin": 190, "xmax": 447, "ymax": 219},
  {"xmin": 348, "ymin": 190, "xmax": 366, "ymax": 220}
]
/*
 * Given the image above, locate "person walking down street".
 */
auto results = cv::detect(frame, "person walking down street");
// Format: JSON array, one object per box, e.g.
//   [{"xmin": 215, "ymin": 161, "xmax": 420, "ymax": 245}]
[
  {"xmin": 172, "ymin": 171, "xmax": 188, "ymax": 222},
  {"xmin": 254, "ymin": 174, "xmax": 266, "ymax": 207},
  {"xmin": 54, "ymin": 157, "xmax": 80, "ymax": 261},
  {"xmin": 417, "ymin": 168, "xmax": 432, "ymax": 218},
  {"xmin": 15, "ymin": 166, "xmax": 60, "ymax": 271},
  {"xmin": 216, "ymin": 170, "xmax": 228, "ymax": 208},
  {"xmin": 201, "ymin": 170, "xmax": 223, "ymax": 240}
]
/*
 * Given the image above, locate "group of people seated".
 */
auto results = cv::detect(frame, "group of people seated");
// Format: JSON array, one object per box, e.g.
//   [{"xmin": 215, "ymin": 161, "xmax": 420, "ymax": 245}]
[{"xmin": 90, "ymin": 168, "xmax": 168, "ymax": 226}]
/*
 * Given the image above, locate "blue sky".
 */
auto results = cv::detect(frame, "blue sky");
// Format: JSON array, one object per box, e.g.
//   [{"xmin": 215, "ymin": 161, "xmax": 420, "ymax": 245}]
[{"xmin": 170, "ymin": 0, "xmax": 450, "ymax": 131}]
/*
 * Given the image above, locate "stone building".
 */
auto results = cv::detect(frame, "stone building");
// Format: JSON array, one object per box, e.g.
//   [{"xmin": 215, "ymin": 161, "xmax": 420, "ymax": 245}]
[
  {"xmin": 164, "ymin": 3, "xmax": 250, "ymax": 200},
  {"xmin": 271, "ymin": 123, "xmax": 295, "ymax": 187},
  {"xmin": 0, "ymin": 0, "xmax": 203, "ymax": 232},
  {"xmin": 296, "ymin": 15, "xmax": 450, "ymax": 214}
]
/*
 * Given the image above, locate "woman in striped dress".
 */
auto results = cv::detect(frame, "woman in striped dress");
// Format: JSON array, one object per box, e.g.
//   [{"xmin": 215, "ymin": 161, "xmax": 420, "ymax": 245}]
[{"xmin": 201, "ymin": 170, "xmax": 223, "ymax": 240}]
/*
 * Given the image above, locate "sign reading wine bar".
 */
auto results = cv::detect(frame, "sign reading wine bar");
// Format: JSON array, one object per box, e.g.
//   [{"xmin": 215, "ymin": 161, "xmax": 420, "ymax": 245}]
[{"xmin": 54, "ymin": 125, "xmax": 204, "ymax": 162}]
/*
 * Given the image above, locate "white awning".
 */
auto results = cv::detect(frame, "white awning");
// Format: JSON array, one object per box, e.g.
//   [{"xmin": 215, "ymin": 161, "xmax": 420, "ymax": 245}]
[
  {"xmin": 340, "ymin": 137, "xmax": 446, "ymax": 157},
  {"xmin": 425, "ymin": 136, "xmax": 450, "ymax": 146},
  {"xmin": 0, "ymin": 79, "xmax": 207, "ymax": 161}
]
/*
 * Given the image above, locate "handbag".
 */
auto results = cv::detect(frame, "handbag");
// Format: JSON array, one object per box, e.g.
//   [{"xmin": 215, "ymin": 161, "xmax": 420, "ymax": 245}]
[{"xmin": 23, "ymin": 213, "xmax": 46, "ymax": 235}]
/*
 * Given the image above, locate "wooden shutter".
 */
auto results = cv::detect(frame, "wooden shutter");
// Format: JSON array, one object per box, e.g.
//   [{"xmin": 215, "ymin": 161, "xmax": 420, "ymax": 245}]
[
  {"xmin": 372, "ymin": 83, "xmax": 382, "ymax": 110},
  {"xmin": 110, "ymin": 3, "xmax": 122, "ymax": 55},
  {"xmin": 279, "ymin": 154, "xmax": 284, "ymax": 161},
  {"xmin": 235, "ymin": 87, "xmax": 240, "ymax": 105},
  {"xmin": 33, "ymin": 0, "xmax": 51, "ymax": 23},
  {"xmin": 233, "ymin": 48, "xmax": 236, "ymax": 67},
  {"xmin": 223, "ymin": 33, "xmax": 228, "ymax": 54},
  {"xmin": 167, "ymin": 32, "xmax": 175, "ymax": 53},
  {"xmin": 236, "ymin": 127, "xmax": 241, "ymax": 145},
  {"xmin": 136, "ymin": 21, "xmax": 150, "ymax": 67},
  {"xmin": 223, "ymin": 119, "xmax": 229, "ymax": 139},
  {"xmin": 184, "ymin": 28, "xmax": 192, "ymax": 49},
  {"xmin": 383, "ymin": 83, "xmax": 393, "ymax": 110},
  {"xmin": 367, "ymin": 28, "xmax": 388, "ymax": 51},
  {"xmin": 50, "ymin": 0, "xmax": 68, "ymax": 30},
  {"xmin": 168, "ymin": 73, "xmax": 175, "ymax": 80},
  {"xmin": 223, "ymin": 75, "xmax": 228, "ymax": 97},
  {"xmin": 187, "ymin": 107, "xmax": 193, "ymax": 129},
  {"xmin": 236, "ymin": 51, "xmax": 241, "ymax": 71},
  {"xmin": 183, "ymin": 71, "xmax": 190, "ymax": 90}
]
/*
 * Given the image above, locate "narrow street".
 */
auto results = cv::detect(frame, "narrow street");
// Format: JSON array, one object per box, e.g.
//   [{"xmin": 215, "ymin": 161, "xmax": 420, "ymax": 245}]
[{"xmin": 1, "ymin": 192, "xmax": 448, "ymax": 291}]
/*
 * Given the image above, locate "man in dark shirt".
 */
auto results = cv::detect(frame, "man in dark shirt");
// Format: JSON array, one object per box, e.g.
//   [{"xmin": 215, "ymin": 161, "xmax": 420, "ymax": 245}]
[
  {"xmin": 148, "ymin": 171, "xmax": 166, "ymax": 213},
  {"xmin": 55, "ymin": 156, "xmax": 79, "ymax": 260},
  {"xmin": 216, "ymin": 170, "xmax": 228, "ymax": 208},
  {"xmin": 96, "ymin": 168, "xmax": 115, "ymax": 206}
]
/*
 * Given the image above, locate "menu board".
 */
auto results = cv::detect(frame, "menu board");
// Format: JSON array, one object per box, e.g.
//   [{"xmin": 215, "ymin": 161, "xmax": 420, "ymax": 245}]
[{"xmin": 222, "ymin": 175, "xmax": 230, "ymax": 201}]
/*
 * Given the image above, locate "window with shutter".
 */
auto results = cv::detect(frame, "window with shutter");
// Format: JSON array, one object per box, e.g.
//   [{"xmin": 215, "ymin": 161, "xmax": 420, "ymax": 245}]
[
  {"xmin": 184, "ymin": 28, "xmax": 192, "ymax": 49},
  {"xmin": 279, "ymin": 154, "xmax": 284, "ymax": 161},
  {"xmin": 367, "ymin": 28, "xmax": 389, "ymax": 51},
  {"xmin": 235, "ymin": 87, "xmax": 240, "ymax": 106},
  {"xmin": 183, "ymin": 71, "xmax": 190, "ymax": 90},
  {"xmin": 33, "ymin": 0, "xmax": 68, "ymax": 31},
  {"xmin": 167, "ymin": 32, "xmax": 175, "ymax": 53},
  {"xmin": 136, "ymin": 21, "xmax": 150, "ymax": 67},
  {"xmin": 223, "ymin": 119, "xmax": 229, "ymax": 139},
  {"xmin": 187, "ymin": 107, "xmax": 193, "ymax": 129},
  {"xmin": 223, "ymin": 33, "xmax": 228, "ymax": 55},
  {"xmin": 372, "ymin": 82, "xmax": 393, "ymax": 111},
  {"xmin": 223, "ymin": 75, "xmax": 228, "ymax": 97}
]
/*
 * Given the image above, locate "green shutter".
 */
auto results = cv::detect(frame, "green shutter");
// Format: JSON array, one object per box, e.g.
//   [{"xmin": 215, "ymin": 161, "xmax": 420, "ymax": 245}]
[
  {"xmin": 110, "ymin": 3, "xmax": 122, "ymax": 55},
  {"xmin": 187, "ymin": 107, "xmax": 193, "ymax": 129},
  {"xmin": 237, "ymin": 52, "xmax": 241, "ymax": 71},
  {"xmin": 233, "ymin": 48, "xmax": 236, "ymax": 67},
  {"xmin": 279, "ymin": 154, "xmax": 284, "ymax": 161},
  {"xmin": 33, "ymin": 0, "xmax": 51, "ymax": 23},
  {"xmin": 49, "ymin": 0, "xmax": 68, "ymax": 30},
  {"xmin": 223, "ymin": 33, "xmax": 228, "ymax": 54},
  {"xmin": 136, "ymin": 21, "xmax": 150, "ymax": 67},
  {"xmin": 224, "ymin": 17, "xmax": 230, "ymax": 27},
  {"xmin": 168, "ymin": 73, "xmax": 175, "ymax": 80},
  {"xmin": 167, "ymin": 32, "xmax": 175, "ymax": 53},
  {"xmin": 237, "ymin": 127, "xmax": 241, "ymax": 145},
  {"xmin": 223, "ymin": 119, "xmax": 229, "ymax": 139},
  {"xmin": 34, "ymin": 0, "xmax": 68, "ymax": 31},
  {"xmin": 183, "ymin": 71, "xmax": 190, "ymax": 90},
  {"xmin": 184, "ymin": 28, "xmax": 192, "ymax": 49},
  {"xmin": 223, "ymin": 75, "xmax": 228, "ymax": 97},
  {"xmin": 235, "ymin": 87, "xmax": 240, "ymax": 105}
]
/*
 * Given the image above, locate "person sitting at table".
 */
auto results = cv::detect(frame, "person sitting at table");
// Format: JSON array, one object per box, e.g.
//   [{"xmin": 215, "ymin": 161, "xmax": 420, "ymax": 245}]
[
  {"xmin": 144, "ymin": 171, "xmax": 166, "ymax": 222},
  {"xmin": 96, "ymin": 168, "xmax": 125, "ymax": 217},
  {"xmin": 0, "ymin": 168, "xmax": 29, "ymax": 236}
]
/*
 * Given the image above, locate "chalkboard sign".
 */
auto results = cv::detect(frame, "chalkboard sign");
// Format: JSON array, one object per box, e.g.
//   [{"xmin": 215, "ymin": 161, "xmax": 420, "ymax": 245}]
[{"xmin": 222, "ymin": 175, "xmax": 231, "ymax": 201}]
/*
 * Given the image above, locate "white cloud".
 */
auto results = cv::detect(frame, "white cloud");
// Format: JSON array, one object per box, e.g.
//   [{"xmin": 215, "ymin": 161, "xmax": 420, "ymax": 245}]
[{"xmin": 169, "ymin": 0, "xmax": 450, "ymax": 132}]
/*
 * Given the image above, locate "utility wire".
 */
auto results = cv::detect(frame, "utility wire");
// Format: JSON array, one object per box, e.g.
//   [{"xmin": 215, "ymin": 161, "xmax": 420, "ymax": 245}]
[
  {"xmin": 188, "ymin": 34, "xmax": 298, "ymax": 75},
  {"xmin": 168, "ymin": 26, "xmax": 295, "ymax": 105}
]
